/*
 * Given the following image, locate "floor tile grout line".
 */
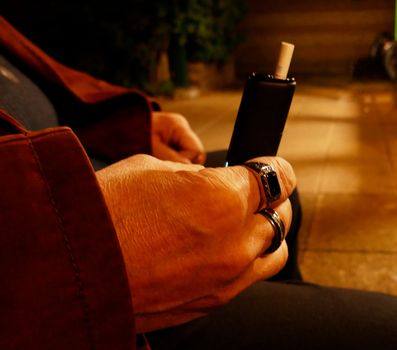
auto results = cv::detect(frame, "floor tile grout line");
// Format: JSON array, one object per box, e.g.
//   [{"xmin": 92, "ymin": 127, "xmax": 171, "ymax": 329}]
[{"xmin": 299, "ymin": 248, "xmax": 397, "ymax": 255}]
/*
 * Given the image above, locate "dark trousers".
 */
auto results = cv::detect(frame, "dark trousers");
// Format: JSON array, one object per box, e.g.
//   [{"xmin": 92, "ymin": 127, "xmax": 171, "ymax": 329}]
[{"xmin": 146, "ymin": 281, "xmax": 397, "ymax": 349}]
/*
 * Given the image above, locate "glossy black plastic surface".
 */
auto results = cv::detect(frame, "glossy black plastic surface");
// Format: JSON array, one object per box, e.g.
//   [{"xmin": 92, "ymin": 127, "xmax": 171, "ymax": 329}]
[{"xmin": 226, "ymin": 72, "xmax": 296, "ymax": 165}]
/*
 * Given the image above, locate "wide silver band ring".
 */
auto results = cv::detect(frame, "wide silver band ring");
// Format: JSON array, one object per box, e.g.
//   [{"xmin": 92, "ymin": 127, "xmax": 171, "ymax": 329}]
[
  {"xmin": 259, "ymin": 208, "xmax": 286, "ymax": 254},
  {"xmin": 244, "ymin": 162, "xmax": 281, "ymax": 209}
]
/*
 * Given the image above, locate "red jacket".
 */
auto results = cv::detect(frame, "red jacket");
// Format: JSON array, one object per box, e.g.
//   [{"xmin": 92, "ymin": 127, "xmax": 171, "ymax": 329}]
[{"xmin": 0, "ymin": 16, "xmax": 153, "ymax": 350}]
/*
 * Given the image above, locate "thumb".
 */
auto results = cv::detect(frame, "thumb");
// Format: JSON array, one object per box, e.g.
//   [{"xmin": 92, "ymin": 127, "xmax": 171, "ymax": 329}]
[{"xmin": 152, "ymin": 138, "xmax": 192, "ymax": 164}]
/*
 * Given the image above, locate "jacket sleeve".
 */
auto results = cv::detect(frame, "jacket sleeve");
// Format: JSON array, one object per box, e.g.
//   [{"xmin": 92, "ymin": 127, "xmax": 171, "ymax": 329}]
[
  {"xmin": 0, "ymin": 15, "xmax": 156, "ymax": 163},
  {"xmin": 0, "ymin": 124, "xmax": 136, "ymax": 350},
  {"xmin": 65, "ymin": 92, "xmax": 154, "ymax": 163}
]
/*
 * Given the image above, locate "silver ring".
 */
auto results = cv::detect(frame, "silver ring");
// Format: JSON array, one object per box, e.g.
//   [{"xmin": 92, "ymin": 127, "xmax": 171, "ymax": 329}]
[
  {"xmin": 259, "ymin": 208, "xmax": 285, "ymax": 254},
  {"xmin": 244, "ymin": 162, "xmax": 281, "ymax": 208}
]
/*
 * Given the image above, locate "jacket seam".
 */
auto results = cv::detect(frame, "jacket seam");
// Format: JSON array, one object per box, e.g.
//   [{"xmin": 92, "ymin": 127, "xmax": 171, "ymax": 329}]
[
  {"xmin": 0, "ymin": 127, "xmax": 72, "ymax": 145},
  {"xmin": 27, "ymin": 137, "xmax": 96, "ymax": 350}
]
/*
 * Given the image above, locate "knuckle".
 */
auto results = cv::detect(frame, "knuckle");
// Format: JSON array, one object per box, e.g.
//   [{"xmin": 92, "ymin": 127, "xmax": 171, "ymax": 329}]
[
  {"xmin": 130, "ymin": 153, "xmax": 155, "ymax": 165},
  {"xmin": 213, "ymin": 291, "xmax": 235, "ymax": 306},
  {"xmin": 257, "ymin": 242, "xmax": 289, "ymax": 279},
  {"xmin": 247, "ymin": 156, "xmax": 296, "ymax": 199},
  {"xmin": 131, "ymin": 153, "xmax": 147, "ymax": 162},
  {"xmin": 171, "ymin": 112, "xmax": 189, "ymax": 125},
  {"xmin": 274, "ymin": 199, "xmax": 292, "ymax": 237},
  {"xmin": 277, "ymin": 243, "xmax": 289, "ymax": 267},
  {"xmin": 273, "ymin": 157, "xmax": 296, "ymax": 194},
  {"xmin": 283, "ymin": 199, "xmax": 293, "ymax": 232},
  {"xmin": 202, "ymin": 290, "xmax": 234, "ymax": 308}
]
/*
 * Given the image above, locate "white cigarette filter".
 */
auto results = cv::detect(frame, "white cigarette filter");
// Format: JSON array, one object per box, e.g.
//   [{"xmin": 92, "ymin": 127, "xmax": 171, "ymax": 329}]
[{"xmin": 274, "ymin": 41, "xmax": 294, "ymax": 80}]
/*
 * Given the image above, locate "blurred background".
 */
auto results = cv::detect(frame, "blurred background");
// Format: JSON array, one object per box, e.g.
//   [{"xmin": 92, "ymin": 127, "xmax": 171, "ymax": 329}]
[
  {"xmin": 2, "ymin": 0, "xmax": 397, "ymax": 295},
  {"xmin": 2, "ymin": 0, "xmax": 395, "ymax": 91}
]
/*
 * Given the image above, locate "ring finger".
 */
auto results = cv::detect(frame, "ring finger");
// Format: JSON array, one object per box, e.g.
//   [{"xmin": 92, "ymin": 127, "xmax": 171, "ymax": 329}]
[{"xmin": 249, "ymin": 199, "xmax": 292, "ymax": 258}]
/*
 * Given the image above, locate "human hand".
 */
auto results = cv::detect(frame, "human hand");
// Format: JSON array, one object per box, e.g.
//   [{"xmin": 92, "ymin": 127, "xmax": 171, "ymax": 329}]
[
  {"xmin": 96, "ymin": 155, "xmax": 296, "ymax": 332},
  {"xmin": 151, "ymin": 111, "xmax": 206, "ymax": 164}
]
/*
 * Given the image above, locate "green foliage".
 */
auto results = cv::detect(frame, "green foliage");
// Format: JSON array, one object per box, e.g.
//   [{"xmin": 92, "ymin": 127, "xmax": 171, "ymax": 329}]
[
  {"xmin": 172, "ymin": 0, "xmax": 247, "ymax": 63},
  {"xmin": 3, "ymin": 0, "xmax": 246, "ymax": 89}
]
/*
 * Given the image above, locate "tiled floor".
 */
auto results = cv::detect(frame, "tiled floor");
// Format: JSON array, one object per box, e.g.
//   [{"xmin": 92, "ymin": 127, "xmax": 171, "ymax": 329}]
[{"xmin": 159, "ymin": 80, "xmax": 397, "ymax": 296}]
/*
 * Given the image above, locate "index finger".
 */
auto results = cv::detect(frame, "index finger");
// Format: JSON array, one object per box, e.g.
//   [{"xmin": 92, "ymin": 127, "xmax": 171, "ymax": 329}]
[
  {"xmin": 177, "ymin": 126, "xmax": 206, "ymax": 164},
  {"xmin": 198, "ymin": 156, "xmax": 296, "ymax": 214}
]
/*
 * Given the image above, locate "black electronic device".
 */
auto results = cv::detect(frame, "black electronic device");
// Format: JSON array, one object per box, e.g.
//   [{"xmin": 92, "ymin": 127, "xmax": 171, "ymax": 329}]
[{"xmin": 226, "ymin": 42, "xmax": 296, "ymax": 166}]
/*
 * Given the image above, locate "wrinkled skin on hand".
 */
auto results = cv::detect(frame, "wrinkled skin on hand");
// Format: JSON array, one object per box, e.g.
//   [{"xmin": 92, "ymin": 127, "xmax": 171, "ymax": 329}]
[
  {"xmin": 151, "ymin": 112, "xmax": 206, "ymax": 165},
  {"xmin": 96, "ymin": 155, "xmax": 296, "ymax": 332}
]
